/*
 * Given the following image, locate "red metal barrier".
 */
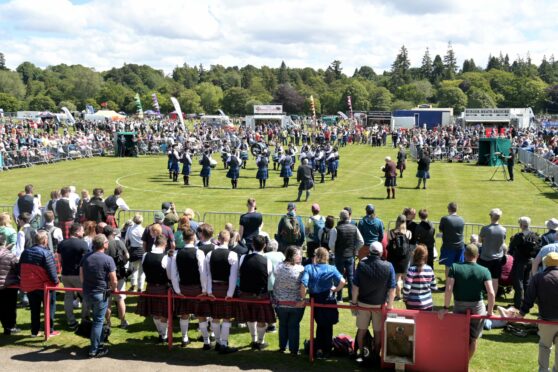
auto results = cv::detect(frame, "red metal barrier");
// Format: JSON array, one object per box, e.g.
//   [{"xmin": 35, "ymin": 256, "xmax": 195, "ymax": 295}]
[{"xmin": 34, "ymin": 284, "xmax": 558, "ymax": 371}]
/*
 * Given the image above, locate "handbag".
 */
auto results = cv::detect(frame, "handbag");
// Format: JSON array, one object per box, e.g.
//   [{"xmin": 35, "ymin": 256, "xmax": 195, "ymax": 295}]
[{"xmin": 75, "ymin": 318, "xmax": 111, "ymax": 342}]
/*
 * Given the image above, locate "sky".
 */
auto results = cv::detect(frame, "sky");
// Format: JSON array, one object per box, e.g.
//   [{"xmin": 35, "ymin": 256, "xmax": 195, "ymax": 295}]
[{"xmin": 0, "ymin": 0, "xmax": 557, "ymax": 75}]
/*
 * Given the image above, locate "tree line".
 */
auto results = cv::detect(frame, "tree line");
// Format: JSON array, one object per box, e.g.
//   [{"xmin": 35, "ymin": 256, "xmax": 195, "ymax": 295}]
[{"xmin": 1, "ymin": 43, "xmax": 558, "ymax": 116}]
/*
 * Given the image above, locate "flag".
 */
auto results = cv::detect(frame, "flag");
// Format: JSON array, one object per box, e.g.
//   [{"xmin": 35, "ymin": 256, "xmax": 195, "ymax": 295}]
[
  {"xmin": 151, "ymin": 93, "xmax": 160, "ymax": 114},
  {"xmin": 134, "ymin": 93, "xmax": 144, "ymax": 119},
  {"xmin": 310, "ymin": 95, "xmax": 316, "ymax": 126},
  {"xmin": 61, "ymin": 107, "xmax": 75, "ymax": 124},
  {"xmin": 347, "ymin": 96, "xmax": 353, "ymax": 119},
  {"xmin": 170, "ymin": 96, "xmax": 185, "ymax": 131}
]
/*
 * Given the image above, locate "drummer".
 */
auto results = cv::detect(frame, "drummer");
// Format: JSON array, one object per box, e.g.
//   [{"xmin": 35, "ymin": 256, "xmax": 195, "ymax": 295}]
[
  {"xmin": 240, "ymin": 141, "xmax": 249, "ymax": 169},
  {"xmin": 256, "ymin": 150, "xmax": 270, "ymax": 189},
  {"xmin": 226, "ymin": 150, "xmax": 242, "ymax": 189}
]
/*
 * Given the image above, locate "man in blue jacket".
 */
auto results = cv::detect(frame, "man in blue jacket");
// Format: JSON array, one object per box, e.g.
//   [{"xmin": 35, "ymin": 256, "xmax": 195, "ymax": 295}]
[{"xmin": 357, "ymin": 204, "xmax": 384, "ymax": 260}]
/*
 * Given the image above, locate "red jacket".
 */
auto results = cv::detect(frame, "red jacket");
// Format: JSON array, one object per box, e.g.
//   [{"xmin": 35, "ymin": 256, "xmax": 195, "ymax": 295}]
[{"xmin": 19, "ymin": 245, "xmax": 59, "ymax": 292}]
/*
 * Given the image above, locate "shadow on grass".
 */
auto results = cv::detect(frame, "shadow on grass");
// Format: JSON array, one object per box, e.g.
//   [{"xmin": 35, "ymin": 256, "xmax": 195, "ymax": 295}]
[
  {"xmin": 482, "ymin": 331, "xmax": 538, "ymax": 344},
  {"xmin": 540, "ymin": 192, "xmax": 558, "ymax": 200}
]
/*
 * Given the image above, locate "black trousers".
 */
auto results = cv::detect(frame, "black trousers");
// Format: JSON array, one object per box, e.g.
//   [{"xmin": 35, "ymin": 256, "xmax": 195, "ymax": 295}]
[
  {"xmin": 0, "ymin": 288, "xmax": 18, "ymax": 333},
  {"xmin": 28, "ymin": 290, "xmax": 56, "ymax": 335}
]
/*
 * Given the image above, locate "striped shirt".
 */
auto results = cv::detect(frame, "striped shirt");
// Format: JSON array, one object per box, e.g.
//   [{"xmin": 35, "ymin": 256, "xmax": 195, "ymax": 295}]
[{"xmin": 402, "ymin": 264, "xmax": 437, "ymax": 310}]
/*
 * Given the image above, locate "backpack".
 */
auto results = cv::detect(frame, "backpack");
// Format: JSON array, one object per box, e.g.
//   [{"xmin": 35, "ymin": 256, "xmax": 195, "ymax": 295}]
[
  {"xmin": 511, "ymin": 231, "xmax": 542, "ymax": 259},
  {"xmin": 332, "ymin": 334, "xmax": 355, "ymax": 356},
  {"xmin": 415, "ymin": 221, "xmax": 435, "ymax": 247},
  {"xmin": 108, "ymin": 240, "xmax": 130, "ymax": 279},
  {"xmin": 43, "ymin": 225, "xmax": 61, "ymax": 253},
  {"xmin": 310, "ymin": 216, "xmax": 325, "ymax": 243},
  {"xmin": 280, "ymin": 214, "xmax": 301, "ymax": 244},
  {"xmin": 320, "ymin": 227, "xmax": 331, "ymax": 248},
  {"xmin": 389, "ymin": 230, "xmax": 411, "ymax": 258}
]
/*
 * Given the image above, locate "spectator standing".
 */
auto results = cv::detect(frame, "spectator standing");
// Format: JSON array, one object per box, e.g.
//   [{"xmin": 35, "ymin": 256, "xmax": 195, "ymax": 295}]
[
  {"xmin": 300, "ymin": 248, "xmax": 345, "ymax": 359},
  {"xmin": 352, "ymin": 241, "xmax": 395, "ymax": 359},
  {"xmin": 541, "ymin": 218, "xmax": 558, "ymax": 247},
  {"xmin": 386, "ymin": 214, "xmax": 412, "ymax": 301},
  {"xmin": 478, "ymin": 208, "xmax": 506, "ymax": 295},
  {"xmin": 438, "ymin": 202, "xmax": 465, "ymax": 287},
  {"xmin": 414, "ymin": 209, "xmax": 436, "ymax": 268},
  {"xmin": 519, "ymin": 252, "xmax": 558, "ymax": 372},
  {"xmin": 19, "ymin": 230, "xmax": 60, "ymax": 337},
  {"xmin": 238, "ymin": 198, "xmax": 263, "ymax": 251},
  {"xmin": 0, "ymin": 234, "xmax": 20, "ymax": 335},
  {"xmin": 80, "ymin": 234, "xmax": 117, "ymax": 357},
  {"xmin": 0, "ymin": 213, "xmax": 17, "ymax": 253},
  {"xmin": 276, "ymin": 203, "xmax": 305, "ymax": 253},
  {"xmin": 329, "ymin": 210, "xmax": 364, "ymax": 302},
  {"xmin": 104, "ymin": 226, "xmax": 129, "ymax": 328},
  {"xmin": 305, "ymin": 204, "xmax": 325, "ymax": 261},
  {"xmin": 273, "ymin": 246, "xmax": 305, "ymax": 355},
  {"xmin": 357, "ymin": 204, "xmax": 384, "ymax": 260},
  {"xmin": 125, "ymin": 214, "xmax": 145, "ymax": 292},
  {"xmin": 441, "ymin": 244, "xmax": 495, "ymax": 360},
  {"xmin": 58, "ymin": 223, "xmax": 89, "ymax": 329},
  {"xmin": 402, "ymin": 245, "xmax": 437, "ymax": 310},
  {"xmin": 173, "ymin": 215, "xmax": 190, "ymax": 250}
]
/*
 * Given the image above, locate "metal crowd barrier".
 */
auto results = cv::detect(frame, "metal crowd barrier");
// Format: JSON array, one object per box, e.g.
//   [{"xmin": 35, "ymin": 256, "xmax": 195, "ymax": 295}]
[
  {"xmin": 117, "ymin": 209, "xmax": 202, "ymax": 226},
  {"xmin": 409, "ymin": 143, "xmax": 479, "ymax": 162},
  {"xmin": 518, "ymin": 148, "xmax": 558, "ymax": 186}
]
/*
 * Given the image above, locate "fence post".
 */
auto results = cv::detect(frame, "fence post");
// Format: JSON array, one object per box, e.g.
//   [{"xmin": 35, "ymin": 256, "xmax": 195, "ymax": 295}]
[
  {"xmin": 167, "ymin": 288, "xmax": 173, "ymax": 350},
  {"xmin": 44, "ymin": 284, "xmax": 50, "ymax": 341},
  {"xmin": 309, "ymin": 297, "xmax": 315, "ymax": 363}
]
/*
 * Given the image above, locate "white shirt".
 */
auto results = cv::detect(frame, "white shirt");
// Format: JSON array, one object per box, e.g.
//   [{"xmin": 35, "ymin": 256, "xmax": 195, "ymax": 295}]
[
  {"xmin": 125, "ymin": 223, "xmax": 145, "ymax": 247},
  {"xmin": 13, "ymin": 196, "xmax": 41, "ymax": 220},
  {"xmin": 205, "ymin": 245, "xmax": 238, "ymax": 298},
  {"xmin": 116, "ymin": 198, "xmax": 130, "ymax": 211},
  {"xmin": 14, "ymin": 225, "xmax": 30, "ymax": 258},
  {"xmin": 169, "ymin": 244, "xmax": 207, "ymax": 294},
  {"xmin": 43, "ymin": 222, "xmax": 64, "ymax": 245}
]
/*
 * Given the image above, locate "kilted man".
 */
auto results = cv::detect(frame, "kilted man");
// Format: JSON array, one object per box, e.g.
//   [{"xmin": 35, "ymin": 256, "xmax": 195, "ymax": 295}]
[
  {"xmin": 240, "ymin": 141, "xmax": 249, "ymax": 169},
  {"xmin": 196, "ymin": 224, "xmax": 216, "ymax": 256},
  {"xmin": 86, "ymin": 188, "xmax": 107, "ymax": 224},
  {"xmin": 237, "ymin": 235, "xmax": 275, "ymax": 350},
  {"xmin": 382, "ymin": 156, "xmax": 397, "ymax": 199},
  {"xmin": 181, "ymin": 149, "xmax": 193, "ymax": 186},
  {"xmin": 169, "ymin": 144, "xmax": 181, "ymax": 182},
  {"xmin": 199, "ymin": 151, "xmax": 212, "ymax": 188},
  {"xmin": 415, "ymin": 151, "xmax": 431, "ymax": 189},
  {"xmin": 272, "ymin": 145, "xmax": 283, "ymax": 171},
  {"xmin": 256, "ymin": 152, "xmax": 269, "ymax": 189},
  {"xmin": 136, "ymin": 234, "xmax": 171, "ymax": 343},
  {"xmin": 170, "ymin": 229, "xmax": 211, "ymax": 348},
  {"xmin": 104, "ymin": 187, "xmax": 130, "ymax": 228},
  {"xmin": 316, "ymin": 147, "xmax": 326, "ymax": 183},
  {"xmin": 55, "ymin": 187, "xmax": 76, "ymax": 239},
  {"xmin": 226, "ymin": 151, "xmax": 242, "ymax": 189},
  {"xmin": 205, "ymin": 230, "xmax": 239, "ymax": 354},
  {"xmin": 326, "ymin": 147, "xmax": 339, "ymax": 181},
  {"xmin": 279, "ymin": 152, "xmax": 294, "ymax": 188},
  {"xmin": 296, "ymin": 159, "xmax": 314, "ymax": 202},
  {"xmin": 396, "ymin": 145, "xmax": 407, "ymax": 178}
]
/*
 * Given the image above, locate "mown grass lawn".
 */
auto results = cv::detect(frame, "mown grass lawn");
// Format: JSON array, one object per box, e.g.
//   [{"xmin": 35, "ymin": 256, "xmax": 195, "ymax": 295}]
[{"xmin": 0, "ymin": 143, "xmax": 555, "ymax": 371}]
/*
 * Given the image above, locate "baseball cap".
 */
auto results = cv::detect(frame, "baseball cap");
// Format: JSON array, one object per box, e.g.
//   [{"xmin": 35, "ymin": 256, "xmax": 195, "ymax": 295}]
[
  {"xmin": 365, "ymin": 204, "xmax": 375, "ymax": 213},
  {"xmin": 545, "ymin": 218, "xmax": 558, "ymax": 230},
  {"xmin": 544, "ymin": 252, "xmax": 558, "ymax": 267},
  {"xmin": 154, "ymin": 211, "xmax": 165, "ymax": 221},
  {"xmin": 370, "ymin": 241, "xmax": 383, "ymax": 255},
  {"xmin": 161, "ymin": 202, "xmax": 172, "ymax": 211},
  {"xmin": 287, "ymin": 202, "xmax": 296, "ymax": 211}
]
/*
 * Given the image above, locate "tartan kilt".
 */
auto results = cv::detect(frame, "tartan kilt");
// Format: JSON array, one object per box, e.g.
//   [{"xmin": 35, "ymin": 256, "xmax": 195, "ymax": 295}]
[
  {"xmin": 256, "ymin": 168, "xmax": 268, "ymax": 180},
  {"xmin": 226, "ymin": 166, "xmax": 240, "ymax": 179},
  {"xmin": 209, "ymin": 282, "xmax": 234, "ymax": 320},
  {"xmin": 235, "ymin": 292, "xmax": 276, "ymax": 324},
  {"xmin": 106, "ymin": 214, "xmax": 118, "ymax": 228},
  {"xmin": 181, "ymin": 164, "xmax": 191, "ymax": 175},
  {"xmin": 175, "ymin": 284, "xmax": 211, "ymax": 317},
  {"xmin": 58, "ymin": 220, "xmax": 74, "ymax": 240},
  {"xmin": 136, "ymin": 283, "xmax": 169, "ymax": 318},
  {"xmin": 318, "ymin": 161, "xmax": 326, "ymax": 174},
  {"xmin": 384, "ymin": 177, "xmax": 397, "ymax": 187},
  {"xmin": 280, "ymin": 166, "xmax": 292, "ymax": 178},
  {"xmin": 199, "ymin": 166, "xmax": 211, "ymax": 177},
  {"xmin": 240, "ymin": 151, "xmax": 249, "ymax": 160}
]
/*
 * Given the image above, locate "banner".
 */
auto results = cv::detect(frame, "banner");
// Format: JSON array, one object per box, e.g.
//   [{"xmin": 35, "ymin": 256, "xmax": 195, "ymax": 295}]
[
  {"xmin": 134, "ymin": 93, "xmax": 144, "ymax": 119},
  {"xmin": 347, "ymin": 96, "xmax": 353, "ymax": 119},
  {"xmin": 310, "ymin": 96, "xmax": 316, "ymax": 126},
  {"xmin": 170, "ymin": 96, "xmax": 185, "ymax": 131},
  {"xmin": 151, "ymin": 93, "xmax": 160, "ymax": 114},
  {"xmin": 253, "ymin": 105, "xmax": 283, "ymax": 114},
  {"xmin": 61, "ymin": 107, "xmax": 76, "ymax": 124}
]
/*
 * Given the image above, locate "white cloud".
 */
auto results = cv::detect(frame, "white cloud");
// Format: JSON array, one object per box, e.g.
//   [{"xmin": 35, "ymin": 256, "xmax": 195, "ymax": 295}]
[{"xmin": 0, "ymin": 0, "xmax": 556, "ymax": 74}]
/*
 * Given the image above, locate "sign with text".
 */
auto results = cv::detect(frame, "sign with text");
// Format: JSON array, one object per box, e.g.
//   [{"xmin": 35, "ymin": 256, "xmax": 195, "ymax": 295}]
[
  {"xmin": 254, "ymin": 105, "xmax": 283, "ymax": 114},
  {"xmin": 464, "ymin": 108, "xmax": 511, "ymax": 122}
]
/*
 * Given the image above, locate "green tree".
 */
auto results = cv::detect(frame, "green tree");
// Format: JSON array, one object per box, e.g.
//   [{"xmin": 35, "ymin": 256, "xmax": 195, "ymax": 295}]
[
  {"xmin": 443, "ymin": 42, "xmax": 458, "ymax": 80},
  {"xmin": 177, "ymin": 89, "xmax": 202, "ymax": 114},
  {"xmin": 278, "ymin": 61, "xmax": 289, "ymax": 84},
  {"xmin": 390, "ymin": 45, "xmax": 411, "ymax": 89},
  {"xmin": 0, "ymin": 53, "xmax": 7, "ymax": 71},
  {"xmin": 391, "ymin": 99, "xmax": 414, "ymax": 110},
  {"xmin": 431, "ymin": 55, "xmax": 445, "ymax": 84},
  {"xmin": 462, "ymin": 59, "xmax": 479, "ymax": 73},
  {"xmin": 369, "ymin": 87, "xmax": 393, "ymax": 111},
  {"xmin": 195, "ymin": 82, "xmax": 223, "ymax": 114},
  {"xmin": 420, "ymin": 48, "xmax": 433, "ymax": 81},
  {"xmin": 437, "ymin": 86, "xmax": 468, "ymax": 113},
  {"xmin": 467, "ymin": 88, "xmax": 496, "ymax": 108},
  {"xmin": 58, "ymin": 100, "xmax": 77, "ymax": 111},
  {"xmin": 353, "ymin": 66, "xmax": 376, "ymax": 80},
  {"xmin": 222, "ymin": 87, "xmax": 250, "ymax": 115},
  {"xmin": 0, "ymin": 70, "xmax": 26, "ymax": 99},
  {"xmin": 28, "ymin": 95, "xmax": 56, "ymax": 111},
  {"xmin": 0, "ymin": 93, "xmax": 22, "ymax": 111},
  {"xmin": 341, "ymin": 80, "xmax": 369, "ymax": 111},
  {"xmin": 83, "ymin": 98, "xmax": 100, "ymax": 111}
]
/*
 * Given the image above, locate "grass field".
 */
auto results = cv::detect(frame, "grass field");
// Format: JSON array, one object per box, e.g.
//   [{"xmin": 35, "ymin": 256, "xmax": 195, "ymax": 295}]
[{"xmin": 0, "ymin": 143, "xmax": 556, "ymax": 371}]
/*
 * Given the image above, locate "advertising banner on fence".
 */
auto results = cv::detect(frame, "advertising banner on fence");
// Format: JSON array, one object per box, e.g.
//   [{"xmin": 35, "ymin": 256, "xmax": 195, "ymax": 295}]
[{"xmin": 254, "ymin": 105, "xmax": 283, "ymax": 114}]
